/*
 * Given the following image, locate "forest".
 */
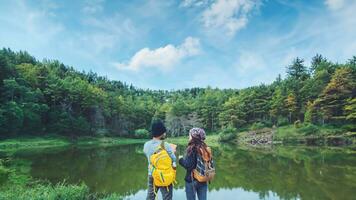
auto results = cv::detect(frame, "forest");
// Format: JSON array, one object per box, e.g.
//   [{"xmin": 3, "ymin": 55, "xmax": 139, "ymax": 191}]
[{"xmin": 0, "ymin": 48, "xmax": 355, "ymax": 139}]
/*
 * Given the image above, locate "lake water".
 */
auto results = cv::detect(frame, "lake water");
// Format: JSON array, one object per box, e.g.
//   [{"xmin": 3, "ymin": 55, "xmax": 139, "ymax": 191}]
[{"xmin": 9, "ymin": 144, "xmax": 356, "ymax": 200}]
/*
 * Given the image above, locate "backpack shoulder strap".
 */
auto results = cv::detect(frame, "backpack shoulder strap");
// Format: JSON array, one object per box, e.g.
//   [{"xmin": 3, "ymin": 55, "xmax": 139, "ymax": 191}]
[
  {"xmin": 160, "ymin": 140, "xmax": 165, "ymax": 150},
  {"xmin": 200, "ymin": 146, "xmax": 212, "ymax": 161},
  {"xmin": 152, "ymin": 140, "xmax": 166, "ymax": 154},
  {"xmin": 207, "ymin": 147, "xmax": 212, "ymax": 157}
]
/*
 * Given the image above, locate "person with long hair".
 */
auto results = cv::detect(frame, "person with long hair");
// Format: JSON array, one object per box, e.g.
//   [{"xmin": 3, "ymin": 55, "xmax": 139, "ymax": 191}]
[{"xmin": 179, "ymin": 128, "xmax": 211, "ymax": 200}]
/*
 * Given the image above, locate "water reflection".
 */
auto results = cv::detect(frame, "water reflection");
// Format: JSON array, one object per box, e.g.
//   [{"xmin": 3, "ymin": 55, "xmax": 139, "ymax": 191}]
[{"xmin": 13, "ymin": 144, "xmax": 356, "ymax": 200}]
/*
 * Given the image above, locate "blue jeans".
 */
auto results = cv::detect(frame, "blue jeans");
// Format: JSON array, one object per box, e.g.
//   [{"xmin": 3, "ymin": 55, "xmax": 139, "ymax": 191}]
[{"xmin": 185, "ymin": 180, "xmax": 208, "ymax": 200}]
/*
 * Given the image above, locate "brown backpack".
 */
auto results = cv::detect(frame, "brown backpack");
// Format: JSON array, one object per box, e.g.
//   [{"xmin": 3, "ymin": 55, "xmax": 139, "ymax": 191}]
[{"xmin": 192, "ymin": 147, "xmax": 215, "ymax": 182}]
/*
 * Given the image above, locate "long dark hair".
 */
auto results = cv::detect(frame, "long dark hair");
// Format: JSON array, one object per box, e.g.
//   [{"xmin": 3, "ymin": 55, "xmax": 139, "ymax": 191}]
[{"xmin": 186, "ymin": 137, "xmax": 207, "ymax": 155}]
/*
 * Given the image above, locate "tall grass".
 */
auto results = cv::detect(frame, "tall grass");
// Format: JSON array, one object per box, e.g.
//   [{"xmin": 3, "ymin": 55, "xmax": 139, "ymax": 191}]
[{"xmin": 0, "ymin": 159, "xmax": 123, "ymax": 200}]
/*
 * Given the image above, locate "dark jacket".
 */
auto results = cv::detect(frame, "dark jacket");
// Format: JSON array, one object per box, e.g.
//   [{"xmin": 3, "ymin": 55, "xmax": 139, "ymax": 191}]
[{"xmin": 179, "ymin": 149, "xmax": 197, "ymax": 183}]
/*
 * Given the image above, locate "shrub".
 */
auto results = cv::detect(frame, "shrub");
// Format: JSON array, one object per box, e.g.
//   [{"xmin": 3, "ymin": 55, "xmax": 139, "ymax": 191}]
[
  {"xmin": 52, "ymin": 182, "xmax": 90, "ymax": 200},
  {"xmin": 218, "ymin": 127, "xmax": 237, "ymax": 142},
  {"xmin": 95, "ymin": 128, "xmax": 110, "ymax": 136},
  {"xmin": 134, "ymin": 129, "xmax": 150, "ymax": 139},
  {"xmin": 294, "ymin": 120, "xmax": 301, "ymax": 128},
  {"xmin": 298, "ymin": 123, "xmax": 320, "ymax": 135},
  {"xmin": 263, "ymin": 120, "xmax": 273, "ymax": 127},
  {"xmin": 341, "ymin": 124, "xmax": 356, "ymax": 132},
  {"xmin": 277, "ymin": 117, "xmax": 289, "ymax": 126},
  {"xmin": 0, "ymin": 182, "xmax": 89, "ymax": 200},
  {"xmin": 0, "ymin": 181, "xmax": 123, "ymax": 200},
  {"xmin": 250, "ymin": 122, "xmax": 265, "ymax": 130},
  {"xmin": 0, "ymin": 160, "xmax": 10, "ymax": 184},
  {"xmin": 219, "ymin": 126, "xmax": 237, "ymax": 135},
  {"xmin": 218, "ymin": 133, "xmax": 236, "ymax": 142}
]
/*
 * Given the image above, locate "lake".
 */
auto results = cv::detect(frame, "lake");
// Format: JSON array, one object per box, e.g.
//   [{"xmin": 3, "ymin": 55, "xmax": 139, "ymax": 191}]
[{"xmin": 6, "ymin": 144, "xmax": 356, "ymax": 200}]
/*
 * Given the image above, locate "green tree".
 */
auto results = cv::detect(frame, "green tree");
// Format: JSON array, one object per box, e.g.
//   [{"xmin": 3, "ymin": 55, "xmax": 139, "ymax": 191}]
[
  {"xmin": 218, "ymin": 96, "xmax": 246, "ymax": 128},
  {"xmin": 286, "ymin": 58, "xmax": 309, "ymax": 81},
  {"xmin": 344, "ymin": 98, "xmax": 356, "ymax": 122},
  {"xmin": 316, "ymin": 68, "xmax": 355, "ymax": 124},
  {"xmin": 0, "ymin": 101, "xmax": 24, "ymax": 136},
  {"xmin": 285, "ymin": 93, "xmax": 297, "ymax": 123},
  {"xmin": 270, "ymin": 86, "xmax": 287, "ymax": 124}
]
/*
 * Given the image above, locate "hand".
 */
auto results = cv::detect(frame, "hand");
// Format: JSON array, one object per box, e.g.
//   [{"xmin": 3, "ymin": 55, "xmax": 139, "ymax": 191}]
[{"xmin": 170, "ymin": 143, "xmax": 177, "ymax": 153}]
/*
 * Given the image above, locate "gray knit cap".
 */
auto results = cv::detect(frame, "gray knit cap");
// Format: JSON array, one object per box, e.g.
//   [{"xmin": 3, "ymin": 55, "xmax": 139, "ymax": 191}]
[{"xmin": 189, "ymin": 128, "xmax": 206, "ymax": 140}]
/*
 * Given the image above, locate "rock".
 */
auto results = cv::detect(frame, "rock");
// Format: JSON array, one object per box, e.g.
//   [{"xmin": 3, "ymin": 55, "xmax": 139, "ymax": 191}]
[{"xmin": 244, "ymin": 128, "xmax": 274, "ymax": 146}]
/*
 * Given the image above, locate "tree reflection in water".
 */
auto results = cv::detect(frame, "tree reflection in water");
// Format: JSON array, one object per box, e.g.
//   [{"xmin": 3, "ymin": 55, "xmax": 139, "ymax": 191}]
[{"xmin": 14, "ymin": 144, "xmax": 356, "ymax": 200}]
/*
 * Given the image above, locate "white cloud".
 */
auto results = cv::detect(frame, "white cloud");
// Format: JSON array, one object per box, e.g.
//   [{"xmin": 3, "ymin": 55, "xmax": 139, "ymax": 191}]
[
  {"xmin": 234, "ymin": 0, "xmax": 356, "ymax": 83},
  {"xmin": 180, "ymin": 0, "xmax": 209, "ymax": 7},
  {"xmin": 282, "ymin": 0, "xmax": 356, "ymax": 62},
  {"xmin": 79, "ymin": 16, "xmax": 138, "ymax": 54},
  {"xmin": 325, "ymin": 0, "xmax": 345, "ymax": 10},
  {"xmin": 235, "ymin": 51, "xmax": 265, "ymax": 73},
  {"xmin": 114, "ymin": 37, "xmax": 201, "ymax": 71},
  {"xmin": 0, "ymin": 0, "xmax": 64, "ymax": 48},
  {"xmin": 82, "ymin": 0, "xmax": 105, "ymax": 14},
  {"xmin": 202, "ymin": 0, "xmax": 260, "ymax": 36}
]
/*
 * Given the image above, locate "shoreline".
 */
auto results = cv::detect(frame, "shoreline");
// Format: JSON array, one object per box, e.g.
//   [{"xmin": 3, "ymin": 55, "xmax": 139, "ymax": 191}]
[
  {"xmin": 0, "ymin": 136, "xmax": 147, "ymax": 154},
  {"xmin": 0, "ymin": 126, "xmax": 355, "ymax": 153}
]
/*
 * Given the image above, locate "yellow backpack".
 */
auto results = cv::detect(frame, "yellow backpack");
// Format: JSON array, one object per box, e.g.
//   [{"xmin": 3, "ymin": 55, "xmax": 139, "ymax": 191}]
[{"xmin": 149, "ymin": 141, "xmax": 176, "ymax": 187}]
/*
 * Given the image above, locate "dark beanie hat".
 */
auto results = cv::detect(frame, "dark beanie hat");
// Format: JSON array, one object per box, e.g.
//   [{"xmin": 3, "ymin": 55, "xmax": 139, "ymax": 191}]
[{"xmin": 151, "ymin": 120, "xmax": 166, "ymax": 137}]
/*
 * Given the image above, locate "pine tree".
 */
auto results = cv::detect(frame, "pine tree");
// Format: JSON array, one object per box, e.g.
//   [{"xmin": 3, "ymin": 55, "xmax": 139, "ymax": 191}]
[
  {"xmin": 344, "ymin": 98, "xmax": 356, "ymax": 122},
  {"xmin": 285, "ymin": 93, "xmax": 297, "ymax": 123},
  {"xmin": 218, "ymin": 96, "xmax": 246, "ymax": 128},
  {"xmin": 316, "ymin": 67, "xmax": 355, "ymax": 123},
  {"xmin": 286, "ymin": 57, "xmax": 309, "ymax": 80},
  {"xmin": 310, "ymin": 54, "xmax": 327, "ymax": 73},
  {"xmin": 270, "ymin": 86, "xmax": 286, "ymax": 123}
]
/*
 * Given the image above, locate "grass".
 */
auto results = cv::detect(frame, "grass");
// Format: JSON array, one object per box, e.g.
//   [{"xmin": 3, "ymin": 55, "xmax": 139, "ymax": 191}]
[
  {"xmin": 0, "ymin": 135, "xmax": 148, "ymax": 154},
  {"xmin": 0, "ymin": 124, "xmax": 353, "ymax": 153},
  {"xmin": 274, "ymin": 125, "xmax": 349, "ymax": 139},
  {"xmin": 0, "ymin": 135, "xmax": 70, "ymax": 153},
  {"xmin": 0, "ymin": 158, "xmax": 123, "ymax": 200},
  {"xmin": 0, "ymin": 177, "xmax": 123, "ymax": 200},
  {"xmin": 166, "ymin": 134, "xmax": 220, "ymax": 147},
  {"xmin": 0, "ymin": 134, "xmax": 220, "ymax": 154},
  {"xmin": 222, "ymin": 124, "xmax": 355, "ymax": 146},
  {"xmin": 75, "ymin": 136, "xmax": 147, "ymax": 146}
]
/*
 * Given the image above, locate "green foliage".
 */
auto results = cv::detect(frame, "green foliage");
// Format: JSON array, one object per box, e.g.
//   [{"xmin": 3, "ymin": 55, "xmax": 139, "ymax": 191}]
[
  {"xmin": 341, "ymin": 124, "xmax": 356, "ymax": 132},
  {"xmin": 0, "ymin": 181, "xmax": 122, "ymax": 200},
  {"xmin": 286, "ymin": 57, "xmax": 309, "ymax": 80},
  {"xmin": 297, "ymin": 123, "xmax": 320, "ymax": 135},
  {"xmin": 270, "ymin": 86, "xmax": 287, "ymax": 122},
  {"xmin": 218, "ymin": 127, "xmax": 237, "ymax": 142},
  {"xmin": 0, "ymin": 157, "xmax": 123, "ymax": 200},
  {"xmin": 294, "ymin": 120, "xmax": 301, "ymax": 128},
  {"xmin": 315, "ymin": 67, "xmax": 355, "ymax": 124},
  {"xmin": 277, "ymin": 117, "xmax": 289, "ymax": 126},
  {"xmin": 218, "ymin": 96, "xmax": 246, "ymax": 129},
  {"xmin": 0, "ymin": 101, "xmax": 24, "ymax": 135},
  {"xmin": 0, "ymin": 159, "xmax": 11, "ymax": 184},
  {"xmin": 134, "ymin": 129, "xmax": 150, "ymax": 139},
  {"xmin": 249, "ymin": 122, "xmax": 266, "ymax": 130},
  {"xmin": 344, "ymin": 98, "xmax": 356, "ymax": 122},
  {"xmin": 0, "ymin": 49, "xmax": 354, "ymax": 139}
]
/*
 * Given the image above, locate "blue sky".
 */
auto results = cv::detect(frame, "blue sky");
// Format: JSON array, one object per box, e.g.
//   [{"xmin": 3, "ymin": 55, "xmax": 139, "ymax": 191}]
[{"xmin": 1, "ymin": 0, "xmax": 355, "ymax": 90}]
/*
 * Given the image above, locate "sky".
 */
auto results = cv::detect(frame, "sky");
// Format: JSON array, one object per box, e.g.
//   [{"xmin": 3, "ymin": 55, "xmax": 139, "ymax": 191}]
[{"xmin": 0, "ymin": 0, "xmax": 356, "ymax": 90}]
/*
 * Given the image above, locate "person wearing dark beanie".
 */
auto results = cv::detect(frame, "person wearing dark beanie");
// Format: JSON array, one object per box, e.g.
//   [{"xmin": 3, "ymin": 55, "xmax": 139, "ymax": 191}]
[
  {"xmin": 143, "ymin": 120, "xmax": 176, "ymax": 200},
  {"xmin": 151, "ymin": 121, "xmax": 167, "ymax": 138}
]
